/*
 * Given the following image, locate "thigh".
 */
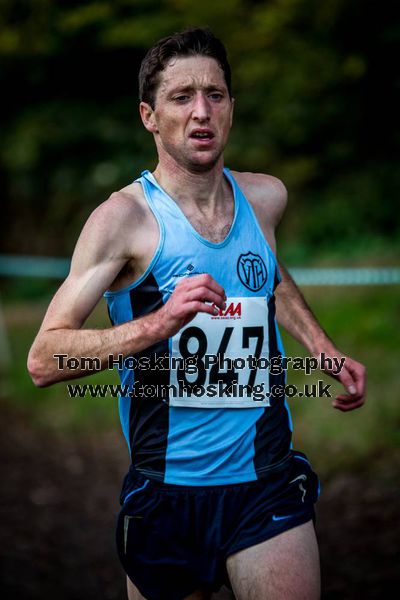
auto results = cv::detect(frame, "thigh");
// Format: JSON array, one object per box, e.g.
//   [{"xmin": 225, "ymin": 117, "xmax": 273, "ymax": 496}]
[
  {"xmin": 127, "ymin": 577, "xmax": 146, "ymax": 600},
  {"xmin": 226, "ymin": 520, "xmax": 320, "ymax": 600},
  {"xmin": 127, "ymin": 576, "xmax": 212, "ymax": 600}
]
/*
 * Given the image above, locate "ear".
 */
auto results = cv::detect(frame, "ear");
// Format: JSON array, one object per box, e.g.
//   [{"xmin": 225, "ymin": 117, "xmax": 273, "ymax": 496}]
[{"xmin": 139, "ymin": 102, "xmax": 159, "ymax": 133}]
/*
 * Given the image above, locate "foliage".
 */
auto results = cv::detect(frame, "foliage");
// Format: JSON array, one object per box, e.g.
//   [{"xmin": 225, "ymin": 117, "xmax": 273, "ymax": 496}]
[{"xmin": 0, "ymin": 0, "xmax": 399, "ymax": 257}]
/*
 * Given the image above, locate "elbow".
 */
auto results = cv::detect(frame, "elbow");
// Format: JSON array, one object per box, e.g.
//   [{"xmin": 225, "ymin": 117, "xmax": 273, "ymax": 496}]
[{"xmin": 27, "ymin": 348, "xmax": 53, "ymax": 388}]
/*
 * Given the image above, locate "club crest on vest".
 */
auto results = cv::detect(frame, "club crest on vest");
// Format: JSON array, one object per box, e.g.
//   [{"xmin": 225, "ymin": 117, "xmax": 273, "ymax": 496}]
[{"xmin": 237, "ymin": 252, "xmax": 268, "ymax": 291}]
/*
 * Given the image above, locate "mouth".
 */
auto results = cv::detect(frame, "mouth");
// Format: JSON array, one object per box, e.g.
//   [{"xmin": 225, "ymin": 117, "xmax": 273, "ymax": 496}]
[{"xmin": 189, "ymin": 129, "xmax": 215, "ymax": 145}]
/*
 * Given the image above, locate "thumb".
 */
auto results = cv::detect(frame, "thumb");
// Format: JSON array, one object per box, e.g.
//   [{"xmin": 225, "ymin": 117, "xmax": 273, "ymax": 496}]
[{"xmin": 338, "ymin": 363, "xmax": 357, "ymax": 395}]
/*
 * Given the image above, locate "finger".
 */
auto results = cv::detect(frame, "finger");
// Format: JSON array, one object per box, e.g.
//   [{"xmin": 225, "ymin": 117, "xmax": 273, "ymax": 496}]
[
  {"xmin": 332, "ymin": 398, "xmax": 365, "ymax": 411},
  {"xmin": 333, "ymin": 392, "xmax": 365, "ymax": 409},
  {"xmin": 333, "ymin": 398, "xmax": 364, "ymax": 410},
  {"xmin": 179, "ymin": 273, "xmax": 226, "ymax": 298},
  {"xmin": 186, "ymin": 286, "xmax": 226, "ymax": 309},
  {"xmin": 337, "ymin": 365, "xmax": 358, "ymax": 396},
  {"xmin": 185, "ymin": 301, "xmax": 220, "ymax": 317},
  {"xmin": 345, "ymin": 361, "xmax": 367, "ymax": 398}
]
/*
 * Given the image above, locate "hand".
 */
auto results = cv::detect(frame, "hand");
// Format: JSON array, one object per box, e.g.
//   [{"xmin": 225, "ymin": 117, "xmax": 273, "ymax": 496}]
[
  {"xmin": 156, "ymin": 273, "xmax": 226, "ymax": 339},
  {"xmin": 315, "ymin": 349, "xmax": 367, "ymax": 412}
]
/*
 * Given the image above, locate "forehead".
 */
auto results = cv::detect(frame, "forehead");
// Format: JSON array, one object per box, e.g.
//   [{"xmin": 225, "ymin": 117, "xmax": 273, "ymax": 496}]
[{"xmin": 157, "ymin": 55, "xmax": 227, "ymax": 95}]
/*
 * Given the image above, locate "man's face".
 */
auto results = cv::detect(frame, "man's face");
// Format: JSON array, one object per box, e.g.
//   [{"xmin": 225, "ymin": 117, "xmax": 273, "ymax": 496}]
[{"xmin": 140, "ymin": 55, "xmax": 234, "ymax": 172}]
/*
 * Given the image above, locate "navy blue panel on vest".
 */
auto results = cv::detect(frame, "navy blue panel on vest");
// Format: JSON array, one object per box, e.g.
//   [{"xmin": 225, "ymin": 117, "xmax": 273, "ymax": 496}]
[
  {"xmin": 253, "ymin": 273, "xmax": 291, "ymax": 473},
  {"xmin": 128, "ymin": 272, "xmax": 170, "ymax": 481}
]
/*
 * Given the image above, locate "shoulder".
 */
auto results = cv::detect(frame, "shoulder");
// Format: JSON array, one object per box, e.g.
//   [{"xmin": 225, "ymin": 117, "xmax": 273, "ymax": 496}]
[
  {"xmin": 230, "ymin": 170, "xmax": 288, "ymax": 227},
  {"xmin": 80, "ymin": 181, "xmax": 149, "ymax": 242},
  {"xmin": 90, "ymin": 181, "xmax": 146, "ymax": 229},
  {"xmin": 74, "ymin": 180, "xmax": 155, "ymax": 264}
]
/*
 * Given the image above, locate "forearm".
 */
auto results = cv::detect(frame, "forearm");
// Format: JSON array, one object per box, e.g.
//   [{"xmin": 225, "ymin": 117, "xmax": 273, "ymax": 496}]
[
  {"xmin": 275, "ymin": 261, "xmax": 336, "ymax": 356},
  {"xmin": 274, "ymin": 262, "xmax": 367, "ymax": 408},
  {"xmin": 27, "ymin": 311, "xmax": 162, "ymax": 387}
]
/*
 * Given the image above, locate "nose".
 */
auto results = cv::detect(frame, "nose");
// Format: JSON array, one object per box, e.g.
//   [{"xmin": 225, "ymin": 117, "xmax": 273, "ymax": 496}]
[{"xmin": 192, "ymin": 92, "xmax": 210, "ymax": 121}]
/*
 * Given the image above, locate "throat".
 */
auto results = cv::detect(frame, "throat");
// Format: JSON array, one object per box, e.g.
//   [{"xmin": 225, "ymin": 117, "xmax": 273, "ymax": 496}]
[{"xmin": 150, "ymin": 167, "xmax": 235, "ymax": 243}]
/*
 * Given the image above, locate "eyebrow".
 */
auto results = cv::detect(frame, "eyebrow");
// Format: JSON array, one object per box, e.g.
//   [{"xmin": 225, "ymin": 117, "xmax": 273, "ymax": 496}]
[{"xmin": 168, "ymin": 84, "xmax": 225, "ymax": 95}]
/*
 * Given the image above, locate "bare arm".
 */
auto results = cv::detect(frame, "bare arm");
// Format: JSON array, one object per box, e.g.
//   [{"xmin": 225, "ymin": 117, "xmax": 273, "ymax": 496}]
[
  {"xmin": 275, "ymin": 261, "xmax": 333, "ymax": 355},
  {"xmin": 28, "ymin": 195, "xmax": 226, "ymax": 387},
  {"xmin": 275, "ymin": 263, "xmax": 366, "ymax": 410}
]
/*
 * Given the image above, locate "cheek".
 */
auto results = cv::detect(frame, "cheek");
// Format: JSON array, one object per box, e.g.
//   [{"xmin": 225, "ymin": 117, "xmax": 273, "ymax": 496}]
[
  {"xmin": 214, "ymin": 105, "xmax": 232, "ymax": 126},
  {"xmin": 217, "ymin": 111, "xmax": 232, "ymax": 136},
  {"xmin": 156, "ymin": 109, "xmax": 186, "ymax": 139}
]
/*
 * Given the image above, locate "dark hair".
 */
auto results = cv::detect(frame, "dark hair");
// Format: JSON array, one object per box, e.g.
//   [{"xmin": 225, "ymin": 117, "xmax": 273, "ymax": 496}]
[{"xmin": 139, "ymin": 27, "xmax": 232, "ymax": 108}]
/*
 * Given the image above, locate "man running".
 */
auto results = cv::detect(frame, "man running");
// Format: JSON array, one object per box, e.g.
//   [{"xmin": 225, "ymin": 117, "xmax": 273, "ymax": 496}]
[{"xmin": 28, "ymin": 28, "xmax": 366, "ymax": 600}]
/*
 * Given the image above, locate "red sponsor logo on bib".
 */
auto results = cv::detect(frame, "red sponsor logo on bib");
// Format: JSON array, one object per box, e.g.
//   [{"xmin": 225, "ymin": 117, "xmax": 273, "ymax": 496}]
[{"xmin": 211, "ymin": 302, "xmax": 242, "ymax": 319}]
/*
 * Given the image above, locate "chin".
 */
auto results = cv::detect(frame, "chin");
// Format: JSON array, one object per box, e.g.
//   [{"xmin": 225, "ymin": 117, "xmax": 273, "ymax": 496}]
[{"xmin": 186, "ymin": 151, "xmax": 223, "ymax": 173}]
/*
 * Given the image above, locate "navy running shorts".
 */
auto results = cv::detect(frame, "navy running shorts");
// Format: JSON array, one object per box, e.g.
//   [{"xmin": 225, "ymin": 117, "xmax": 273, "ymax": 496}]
[{"xmin": 115, "ymin": 450, "xmax": 320, "ymax": 600}]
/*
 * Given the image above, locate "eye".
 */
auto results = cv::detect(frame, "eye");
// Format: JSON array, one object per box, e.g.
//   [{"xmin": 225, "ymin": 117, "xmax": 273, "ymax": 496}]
[
  {"xmin": 174, "ymin": 95, "xmax": 190, "ymax": 103},
  {"xmin": 209, "ymin": 93, "xmax": 223, "ymax": 101}
]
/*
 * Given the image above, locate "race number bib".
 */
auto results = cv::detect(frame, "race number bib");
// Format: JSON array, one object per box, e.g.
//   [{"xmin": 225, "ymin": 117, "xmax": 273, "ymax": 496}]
[{"xmin": 169, "ymin": 297, "xmax": 270, "ymax": 408}]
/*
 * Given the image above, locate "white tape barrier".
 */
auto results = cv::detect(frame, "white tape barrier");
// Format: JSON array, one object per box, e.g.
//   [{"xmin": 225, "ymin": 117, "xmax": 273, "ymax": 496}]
[
  {"xmin": 289, "ymin": 267, "xmax": 400, "ymax": 285},
  {"xmin": 0, "ymin": 255, "xmax": 399, "ymax": 285}
]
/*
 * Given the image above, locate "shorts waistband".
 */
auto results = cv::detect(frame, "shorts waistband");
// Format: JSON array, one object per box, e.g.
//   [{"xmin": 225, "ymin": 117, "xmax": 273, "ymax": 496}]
[
  {"xmin": 129, "ymin": 451, "xmax": 294, "ymax": 494},
  {"xmin": 142, "ymin": 474, "xmax": 258, "ymax": 493}
]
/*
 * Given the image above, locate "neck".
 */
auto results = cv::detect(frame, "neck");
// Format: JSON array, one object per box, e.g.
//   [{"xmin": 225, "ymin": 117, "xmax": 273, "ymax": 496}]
[{"xmin": 152, "ymin": 153, "xmax": 227, "ymax": 211}]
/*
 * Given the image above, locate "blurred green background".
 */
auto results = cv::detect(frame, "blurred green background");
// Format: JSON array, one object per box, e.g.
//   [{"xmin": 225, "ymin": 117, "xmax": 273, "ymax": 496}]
[{"xmin": 1, "ymin": 0, "xmax": 399, "ymax": 475}]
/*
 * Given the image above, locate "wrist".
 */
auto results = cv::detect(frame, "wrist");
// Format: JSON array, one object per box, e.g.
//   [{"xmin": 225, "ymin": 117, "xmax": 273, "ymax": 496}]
[
  {"xmin": 310, "ymin": 335, "xmax": 340, "ymax": 359},
  {"xmin": 141, "ymin": 308, "xmax": 167, "ymax": 346}
]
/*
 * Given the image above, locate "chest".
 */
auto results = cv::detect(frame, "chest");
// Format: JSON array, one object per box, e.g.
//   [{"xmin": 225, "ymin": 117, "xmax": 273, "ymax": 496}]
[{"xmin": 183, "ymin": 211, "xmax": 233, "ymax": 244}]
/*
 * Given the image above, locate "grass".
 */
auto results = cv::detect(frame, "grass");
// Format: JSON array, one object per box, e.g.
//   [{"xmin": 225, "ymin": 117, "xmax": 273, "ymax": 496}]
[
  {"xmin": 1, "ymin": 281, "xmax": 399, "ymax": 477},
  {"xmin": 1, "ymin": 288, "xmax": 120, "ymax": 433}
]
